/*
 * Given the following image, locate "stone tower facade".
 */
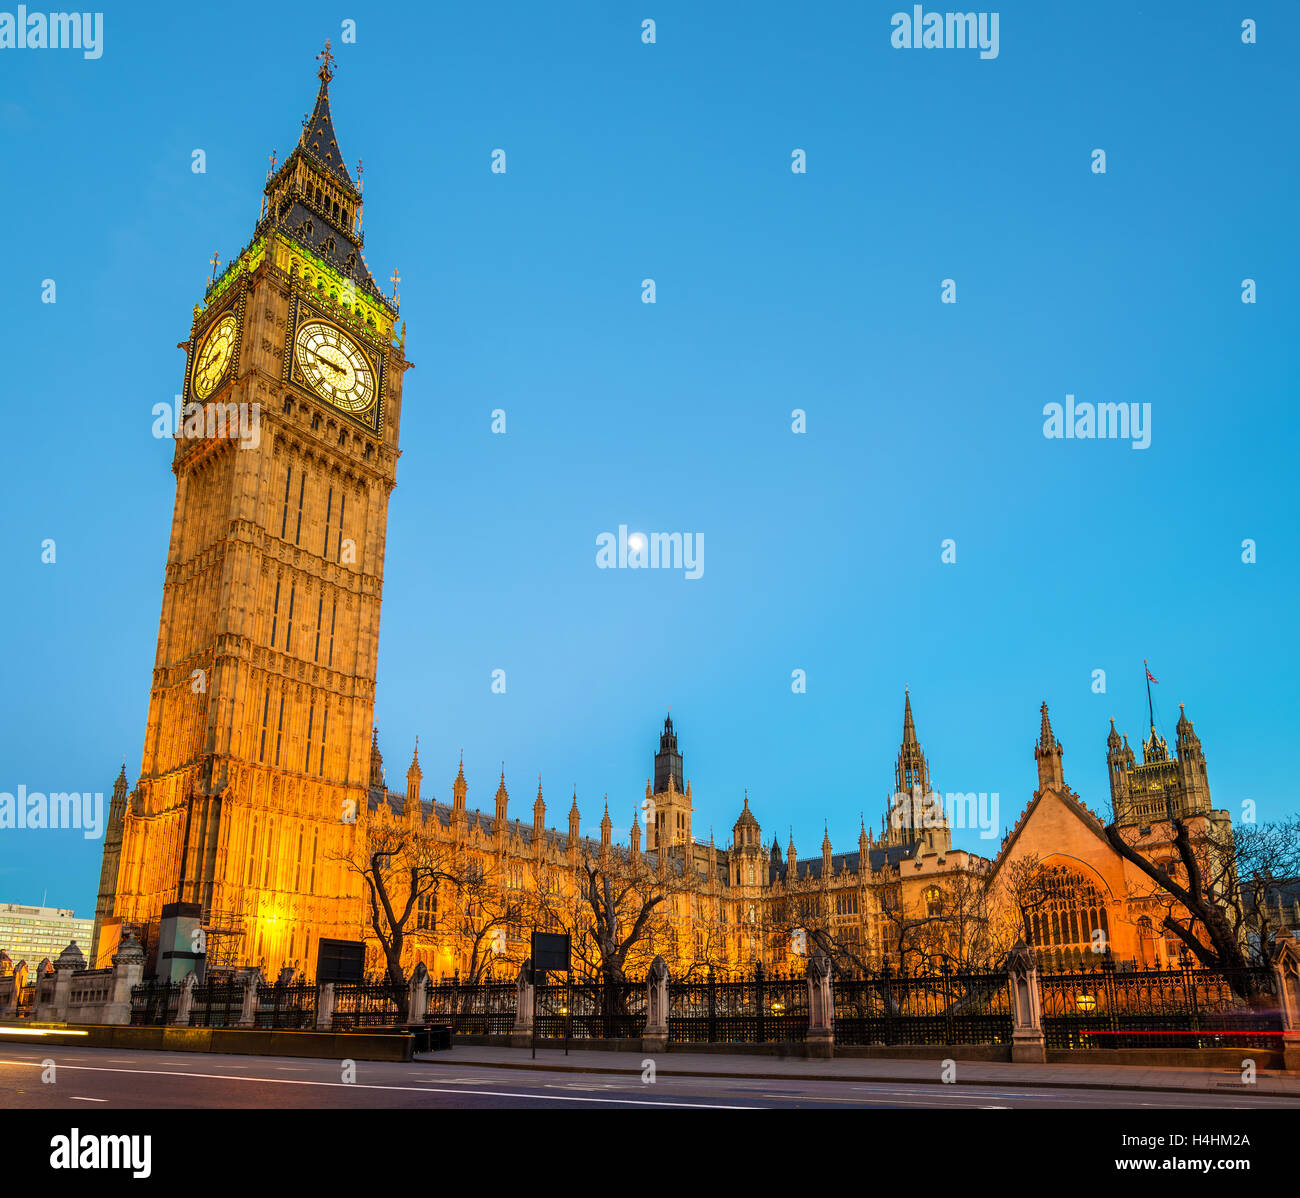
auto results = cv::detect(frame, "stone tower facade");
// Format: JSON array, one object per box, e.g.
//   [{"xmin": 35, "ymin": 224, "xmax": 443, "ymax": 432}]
[
  {"xmin": 92, "ymin": 47, "xmax": 410, "ymax": 972},
  {"xmin": 1107, "ymin": 704, "xmax": 1213, "ymax": 827},
  {"xmin": 646, "ymin": 714, "xmax": 692, "ymax": 851}
]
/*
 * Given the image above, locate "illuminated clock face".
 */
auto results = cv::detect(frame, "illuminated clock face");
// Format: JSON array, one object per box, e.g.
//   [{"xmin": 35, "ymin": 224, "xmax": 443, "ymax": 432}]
[
  {"xmin": 193, "ymin": 313, "xmax": 237, "ymax": 399},
  {"xmin": 294, "ymin": 321, "xmax": 376, "ymax": 413}
]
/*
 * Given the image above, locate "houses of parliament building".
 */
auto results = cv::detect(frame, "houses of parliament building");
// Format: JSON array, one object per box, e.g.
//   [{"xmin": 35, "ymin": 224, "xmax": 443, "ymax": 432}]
[{"xmin": 89, "ymin": 48, "xmax": 1233, "ymax": 983}]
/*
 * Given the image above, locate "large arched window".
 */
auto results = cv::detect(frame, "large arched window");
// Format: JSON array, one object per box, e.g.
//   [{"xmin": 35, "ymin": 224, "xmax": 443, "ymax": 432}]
[{"xmin": 1027, "ymin": 865, "xmax": 1109, "ymax": 964}]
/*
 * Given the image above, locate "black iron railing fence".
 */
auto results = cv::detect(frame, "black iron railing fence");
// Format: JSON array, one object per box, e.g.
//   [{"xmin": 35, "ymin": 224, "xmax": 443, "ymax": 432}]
[
  {"xmin": 668, "ymin": 963, "xmax": 809, "ymax": 1043},
  {"xmin": 426, "ymin": 978, "xmax": 517, "ymax": 1035},
  {"xmin": 130, "ymin": 980, "xmax": 182, "ymax": 1026},
  {"xmin": 189, "ymin": 979, "xmax": 245, "ymax": 1028},
  {"xmin": 534, "ymin": 977, "xmax": 646, "ymax": 1039},
  {"xmin": 255, "ymin": 981, "xmax": 317, "ymax": 1029},
  {"xmin": 331, "ymin": 980, "xmax": 404, "ymax": 1030},
  {"xmin": 1039, "ymin": 961, "xmax": 1282, "ymax": 1050},
  {"xmin": 125, "ymin": 959, "xmax": 1287, "ymax": 1051},
  {"xmin": 833, "ymin": 964, "xmax": 1014, "ymax": 1046}
]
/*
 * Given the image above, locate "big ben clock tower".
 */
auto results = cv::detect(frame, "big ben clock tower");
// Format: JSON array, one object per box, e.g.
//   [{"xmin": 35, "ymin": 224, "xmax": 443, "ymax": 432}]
[{"xmin": 92, "ymin": 45, "xmax": 411, "ymax": 975}]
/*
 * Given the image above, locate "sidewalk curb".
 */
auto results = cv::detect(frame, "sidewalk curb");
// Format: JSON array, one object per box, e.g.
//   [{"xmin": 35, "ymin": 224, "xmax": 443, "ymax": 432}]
[{"xmin": 416, "ymin": 1054, "xmax": 1298, "ymax": 1099}]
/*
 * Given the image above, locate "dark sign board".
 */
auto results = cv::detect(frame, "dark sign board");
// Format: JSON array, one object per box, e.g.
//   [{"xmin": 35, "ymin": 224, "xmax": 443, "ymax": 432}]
[
  {"xmin": 531, "ymin": 931, "xmax": 570, "ymax": 974},
  {"xmin": 317, "ymin": 938, "xmax": 366, "ymax": 984}
]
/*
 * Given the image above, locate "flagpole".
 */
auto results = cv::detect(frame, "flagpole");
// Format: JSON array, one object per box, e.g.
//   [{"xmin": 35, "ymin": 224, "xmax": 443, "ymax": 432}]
[{"xmin": 1144, "ymin": 659, "xmax": 1154, "ymax": 731}]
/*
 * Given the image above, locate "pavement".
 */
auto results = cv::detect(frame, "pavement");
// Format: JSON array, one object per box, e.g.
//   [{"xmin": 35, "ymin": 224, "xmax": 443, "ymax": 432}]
[{"xmin": 416, "ymin": 1043, "xmax": 1300, "ymax": 1099}]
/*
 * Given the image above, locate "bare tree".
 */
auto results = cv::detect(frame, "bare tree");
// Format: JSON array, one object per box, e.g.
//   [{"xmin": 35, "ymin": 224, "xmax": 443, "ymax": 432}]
[
  {"xmin": 767, "ymin": 876, "xmax": 874, "ymax": 976},
  {"xmin": 915, "ymin": 866, "xmax": 1006, "ymax": 970},
  {"xmin": 1232, "ymin": 817, "xmax": 1300, "ymax": 961},
  {"xmin": 332, "ymin": 824, "xmax": 460, "ymax": 1016},
  {"xmin": 579, "ymin": 855, "xmax": 667, "ymax": 990},
  {"xmin": 455, "ymin": 854, "xmax": 525, "ymax": 985},
  {"xmin": 1106, "ymin": 810, "xmax": 1299, "ymax": 990},
  {"xmin": 876, "ymin": 877, "xmax": 949, "ymax": 972},
  {"xmin": 993, "ymin": 851, "xmax": 1053, "ymax": 948}
]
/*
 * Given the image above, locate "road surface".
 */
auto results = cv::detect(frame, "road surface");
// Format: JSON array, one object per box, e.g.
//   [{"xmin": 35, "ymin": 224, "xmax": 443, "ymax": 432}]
[{"xmin": 0, "ymin": 1043, "xmax": 1294, "ymax": 1109}]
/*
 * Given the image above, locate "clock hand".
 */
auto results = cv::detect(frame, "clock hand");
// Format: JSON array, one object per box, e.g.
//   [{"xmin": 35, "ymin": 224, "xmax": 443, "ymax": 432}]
[{"xmin": 311, "ymin": 351, "xmax": 346, "ymax": 376}]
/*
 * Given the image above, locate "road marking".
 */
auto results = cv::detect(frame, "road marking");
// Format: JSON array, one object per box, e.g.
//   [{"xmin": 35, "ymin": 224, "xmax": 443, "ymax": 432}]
[
  {"xmin": 71, "ymin": 1096, "xmax": 106, "ymax": 1102},
  {"xmin": 0, "ymin": 1060, "xmax": 761, "ymax": 1109}
]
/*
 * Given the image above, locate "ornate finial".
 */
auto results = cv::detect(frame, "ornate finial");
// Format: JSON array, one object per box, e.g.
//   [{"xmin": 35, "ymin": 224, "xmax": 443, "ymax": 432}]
[
  {"xmin": 356, "ymin": 158, "xmax": 364, "ymax": 192},
  {"xmin": 317, "ymin": 38, "xmax": 335, "ymax": 83},
  {"xmin": 389, "ymin": 268, "xmax": 401, "ymax": 303},
  {"xmin": 266, "ymin": 149, "xmax": 278, "ymax": 182},
  {"xmin": 207, "ymin": 250, "xmax": 221, "ymax": 285}
]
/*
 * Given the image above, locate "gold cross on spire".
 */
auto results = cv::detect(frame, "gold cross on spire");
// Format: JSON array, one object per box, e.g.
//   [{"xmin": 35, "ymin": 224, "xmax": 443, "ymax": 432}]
[
  {"xmin": 317, "ymin": 38, "xmax": 335, "ymax": 83},
  {"xmin": 207, "ymin": 251, "xmax": 221, "ymax": 284},
  {"xmin": 389, "ymin": 267, "xmax": 401, "ymax": 302}
]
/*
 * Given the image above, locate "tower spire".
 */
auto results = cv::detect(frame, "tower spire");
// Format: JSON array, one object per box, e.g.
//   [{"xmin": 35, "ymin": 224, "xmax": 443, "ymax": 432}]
[
  {"xmin": 1034, "ymin": 701, "xmax": 1064, "ymax": 792},
  {"xmin": 317, "ymin": 38, "xmax": 335, "ymax": 83}
]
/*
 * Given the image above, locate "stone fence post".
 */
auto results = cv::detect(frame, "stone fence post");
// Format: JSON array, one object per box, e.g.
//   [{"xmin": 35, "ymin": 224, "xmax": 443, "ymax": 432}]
[
  {"xmin": 511, "ymin": 962, "xmax": 534, "ymax": 1048},
  {"xmin": 175, "ymin": 972, "xmax": 197, "ymax": 1025},
  {"xmin": 643, "ymin": 955, "xmax": 669, "ymax": 1053},
  {"xmin": 238, "ymin": 969, "xmax": 262, "ymax": 1029},
  {"xmin": 105, "ymin": 932, "xmax": 145, "ymax": 1025},
  {"xmin": 1272, "ymin": 929, "xmax": 1300, "ymax": 1073},
  {"xmin": 43, "ymin": 942, "xmax": 87, "ymax": 1023},
  {"xmin": 805, "ymin": 950, "xmax": 834, "ymax": 1059},
  {"xmin": 407, "ymin": 962, "xmax": 429, "ymax": 1027},
  {"xmin": 1008, "ymin": 940, "xmax": 1046, "ymax": 1063},
  {"xmin": 6, "ymin": 961, "xmax": 27, "ymax": 1018},
  {"xmin": 316, "ymin": 982, "xmax": 335, "ymax": 1031}
]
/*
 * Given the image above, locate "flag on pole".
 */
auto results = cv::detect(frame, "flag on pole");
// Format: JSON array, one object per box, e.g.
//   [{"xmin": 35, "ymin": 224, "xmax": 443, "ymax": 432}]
[{"xmin": 1145, "ymin": 664, "xmax": 1158, "ymax": 684}]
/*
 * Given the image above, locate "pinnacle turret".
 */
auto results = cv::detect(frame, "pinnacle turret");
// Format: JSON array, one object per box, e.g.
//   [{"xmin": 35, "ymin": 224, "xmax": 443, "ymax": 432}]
[{"xmin": 1034, "ymin": 701, "xmax": 1065, "ymax": 792}]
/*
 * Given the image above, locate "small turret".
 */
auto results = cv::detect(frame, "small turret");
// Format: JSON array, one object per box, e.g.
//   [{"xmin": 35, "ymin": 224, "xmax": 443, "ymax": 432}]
[
  {"xmin": 368, "ymin": 728, "xmax": 385, "ymax": 790},
  {"xmin": 533, "ymin": 779, "xmax": 545, "ymax": 855},
  {"xmin": 453, "ymin": 755, "xmax": 467, "ymax": 813},
  {"xmin": 1034, "ymin": 701, "xmax": 1064, "ymax": 793},
  {"xmin": 406, "ymin": 739, "xmax": 422, "ymax": 804},
  {"xmin": 494, "ymin": 769, "xmax": 509, "ymax": 849}
]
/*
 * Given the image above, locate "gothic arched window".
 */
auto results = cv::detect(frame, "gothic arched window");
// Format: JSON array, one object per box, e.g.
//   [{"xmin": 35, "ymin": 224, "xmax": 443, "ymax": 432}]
[{"xmin": 1030, "ymin": 866, "xmax": 1109, "ymax": 963}]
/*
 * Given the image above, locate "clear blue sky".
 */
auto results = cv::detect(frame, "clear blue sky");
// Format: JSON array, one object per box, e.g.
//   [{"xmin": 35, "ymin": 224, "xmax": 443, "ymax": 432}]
[{"xmin": 1, "ymin": 3, "xmax": 1296, "ymax": 914}]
